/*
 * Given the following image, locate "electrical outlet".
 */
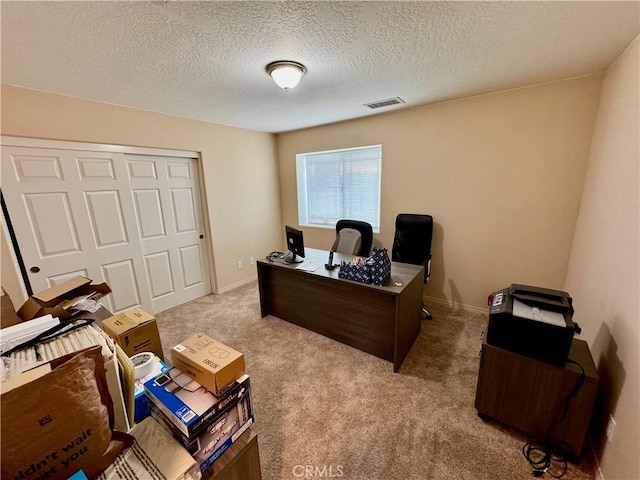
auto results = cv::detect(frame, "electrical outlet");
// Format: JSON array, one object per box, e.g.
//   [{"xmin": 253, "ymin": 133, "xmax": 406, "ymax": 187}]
[
  {"xmin": 237, "ymin": 260, "xmax": 243, "ymax": 269},
  {"xmin": 250, "ymin": 257, "xmax": 255, "ymax": 265},
  {"xmin": 606, "ymin": 414, "xmax": 616, "ymax": 442}
]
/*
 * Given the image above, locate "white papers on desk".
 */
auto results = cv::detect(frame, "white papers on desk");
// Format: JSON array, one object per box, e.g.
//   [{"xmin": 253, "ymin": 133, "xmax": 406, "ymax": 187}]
[
  {"xmin": 295, "ymin": 261, "xmax": 322, "ymax": 272},
  {"xmin": 512, "ymin": 299, "xmax": 566, "ymax": 327}
]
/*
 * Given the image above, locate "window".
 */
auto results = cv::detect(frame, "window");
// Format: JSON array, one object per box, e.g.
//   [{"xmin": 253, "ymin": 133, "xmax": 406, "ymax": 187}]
[{"xmin": 296, "ymin": 145, "xmax": 382, "ymax": 232}]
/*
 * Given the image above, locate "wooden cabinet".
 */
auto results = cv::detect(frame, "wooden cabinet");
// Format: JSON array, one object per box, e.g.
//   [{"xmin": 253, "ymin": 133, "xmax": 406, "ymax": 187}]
[
  {"xmin": 475, "ymin": 339, "xmax": 599, "ymax": 458},
  {"xmin": 202, "ymin": 428, "xmax": 262, "ymax": 480}
]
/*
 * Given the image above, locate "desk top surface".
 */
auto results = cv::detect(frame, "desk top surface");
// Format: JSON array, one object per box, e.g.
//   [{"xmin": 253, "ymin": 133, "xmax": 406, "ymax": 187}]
[{"xmin": 257, "ymin": 247, "xmax": 423, "ymax": 293}]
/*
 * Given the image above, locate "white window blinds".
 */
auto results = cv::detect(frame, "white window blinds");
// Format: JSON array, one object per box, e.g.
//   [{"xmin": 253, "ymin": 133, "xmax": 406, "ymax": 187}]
[{"xmin": 296, "ymin": 145, "xmax": 382, "ymax": 231}]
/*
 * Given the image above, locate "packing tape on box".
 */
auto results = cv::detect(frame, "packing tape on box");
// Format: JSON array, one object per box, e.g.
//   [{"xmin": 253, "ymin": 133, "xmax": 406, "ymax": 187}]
[{"xmin": 131, "ymin": 352, "xmax": 155, "ymax": 379}]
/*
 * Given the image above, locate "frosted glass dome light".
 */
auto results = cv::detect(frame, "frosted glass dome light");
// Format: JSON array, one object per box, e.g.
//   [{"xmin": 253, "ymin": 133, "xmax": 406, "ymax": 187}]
[{"xmin": 266, "ymin": 61, "xmax": 307, "ymax": 91}]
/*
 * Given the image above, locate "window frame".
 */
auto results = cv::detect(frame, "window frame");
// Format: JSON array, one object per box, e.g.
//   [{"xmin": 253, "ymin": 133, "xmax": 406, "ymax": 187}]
[{"xmin": 295, "ymin": 144, "xmax": 382, "ymax": 233}]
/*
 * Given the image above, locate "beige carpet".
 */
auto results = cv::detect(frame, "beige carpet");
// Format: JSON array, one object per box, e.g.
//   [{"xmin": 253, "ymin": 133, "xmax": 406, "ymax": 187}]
[{"xmin": 155, "ymin": 281, "xmax": 596, "ymax": 480}]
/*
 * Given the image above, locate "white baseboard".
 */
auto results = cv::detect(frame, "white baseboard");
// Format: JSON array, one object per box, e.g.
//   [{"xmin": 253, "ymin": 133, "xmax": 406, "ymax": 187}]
[
  {"xmin": 423, "ymin": 295, "xmax": 489, "ymax": 315},
  {"xmin": 215, "ymin": 276, "xmax": 258, "ymax": 294}
]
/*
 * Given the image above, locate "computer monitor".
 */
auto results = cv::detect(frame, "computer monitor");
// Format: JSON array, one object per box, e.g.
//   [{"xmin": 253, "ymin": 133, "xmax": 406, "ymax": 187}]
[{"xmin": 285, "ymin": 225, "xmax": 305, "ymax": 264}]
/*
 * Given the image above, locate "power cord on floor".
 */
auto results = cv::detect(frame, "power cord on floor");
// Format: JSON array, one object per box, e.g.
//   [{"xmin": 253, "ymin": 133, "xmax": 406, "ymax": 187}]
[
  {"xmin": 523, "ymin": 443, "xmax": 568, "ymax": 478},
  {"xmin": 522, "ymin": 359, "xmax": 585, "ymax": 478}
]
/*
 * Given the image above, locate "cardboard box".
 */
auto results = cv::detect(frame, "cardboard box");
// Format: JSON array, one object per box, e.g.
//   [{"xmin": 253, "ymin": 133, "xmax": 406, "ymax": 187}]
[
  {"xmin": 102, "ymin": 307, "xmax": 165, "ymax": 361},
  {"xmin": 1, "ymin": 291, "xmax": 21, "ymax": 328},
  {"xmin": 2, "ymin": 319, "xmax": 131, "ymax": 434},
  {"xmin": 171, "ymin": 333, "xmax": 245, "ymax": 394},
  {"xmin": 17, "ymin": 276, "xmax": 111, "ymax": 321},
  {"xmin": 144, "ymin": 369, "xmax": 251, "ymax": 438}
]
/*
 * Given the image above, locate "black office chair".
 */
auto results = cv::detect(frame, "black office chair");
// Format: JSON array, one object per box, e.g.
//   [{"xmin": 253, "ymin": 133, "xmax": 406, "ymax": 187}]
[
  {"xmin": 391, "ymin": 213, "xmax": 434, "ymax": 320},
  {"xmin": 332, "ymin": 219, "xmax": 373, "ymax": 257}
]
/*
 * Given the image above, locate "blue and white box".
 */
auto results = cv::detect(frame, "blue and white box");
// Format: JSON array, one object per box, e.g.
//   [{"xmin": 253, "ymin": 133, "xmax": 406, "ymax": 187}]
[
  {"xmin": 144, "ymin": 368, "xmax": 250, "ymax": 437},
  {"xmin": 134, "ymin": 355, "xmax": 170, "ymax": 423}
]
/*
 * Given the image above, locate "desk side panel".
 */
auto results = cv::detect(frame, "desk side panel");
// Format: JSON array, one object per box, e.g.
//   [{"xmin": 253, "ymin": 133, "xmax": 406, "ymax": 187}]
[
  {"xmin": 257, "ymin": 263, "xmax": 272, "ymax": 317},
  {"xmin": 393, "ymin": 267, "xmax": 423, "ymax": 372}
]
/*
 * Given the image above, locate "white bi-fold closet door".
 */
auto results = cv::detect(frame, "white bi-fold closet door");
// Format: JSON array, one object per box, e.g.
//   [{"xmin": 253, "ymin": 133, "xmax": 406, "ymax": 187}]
[{"xmin": 1, "ymin": 137, "xmax": 211, "ymax": 314}]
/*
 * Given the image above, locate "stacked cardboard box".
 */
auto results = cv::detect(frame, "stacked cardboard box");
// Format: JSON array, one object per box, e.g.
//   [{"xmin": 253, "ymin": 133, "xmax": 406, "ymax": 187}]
[
  {"xmin": 144, "ymin": 333, "xmax": 255, "ymax": 474},
  {"xmin": 102, "ymin": 308, "xmax": 165, "ymax": 361},
  {"xmin": 100, "ymin": 307, "xmax": 166, "ymax": 428}
]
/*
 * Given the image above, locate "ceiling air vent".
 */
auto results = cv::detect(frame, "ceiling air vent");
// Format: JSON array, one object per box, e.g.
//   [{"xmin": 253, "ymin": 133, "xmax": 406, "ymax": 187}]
[{"xmin": 363, "ymin": 97, "xmax": 405, "ymax": 109}]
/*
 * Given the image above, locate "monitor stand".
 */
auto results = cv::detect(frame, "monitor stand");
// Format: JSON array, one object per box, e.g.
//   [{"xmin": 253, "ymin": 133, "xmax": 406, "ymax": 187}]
[{"xmin": 284, "ymin": 252, "xmax": 303, "ymax": 264}]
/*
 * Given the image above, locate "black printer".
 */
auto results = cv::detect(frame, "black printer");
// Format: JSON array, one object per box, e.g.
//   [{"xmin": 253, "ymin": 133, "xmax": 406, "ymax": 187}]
[{"xmin": 486, "ymin": 284, "xmax": 581, "ymax": 366}]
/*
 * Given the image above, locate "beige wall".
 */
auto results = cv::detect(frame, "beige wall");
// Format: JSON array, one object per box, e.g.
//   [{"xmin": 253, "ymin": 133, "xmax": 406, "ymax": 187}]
[
  {"xmin": 277, "ymin": 75, "xmax": 603, "ymax": 308},
  {"xmin": 564, "ymin": 37, "xmax": 639, "ymax": 480},
  {"xmin": 0, "ymin": 85, "xmax": 282, "ymax": 298}
]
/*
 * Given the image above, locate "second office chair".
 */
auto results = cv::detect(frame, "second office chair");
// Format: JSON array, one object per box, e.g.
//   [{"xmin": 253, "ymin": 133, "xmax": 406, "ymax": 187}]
[
  {"xmin": 332, "ymin": 219, "xmax": 373, "ymax": 257},
  {"xmin": 391, "ymin": 213, "xmax": 434, "ymax": 320}
]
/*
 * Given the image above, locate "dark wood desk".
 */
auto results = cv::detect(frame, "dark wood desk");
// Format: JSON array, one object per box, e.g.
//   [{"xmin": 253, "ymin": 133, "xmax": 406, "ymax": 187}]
[{"xmin": 257, "ymin": 248, "xmax": 424, "ymax": 372}]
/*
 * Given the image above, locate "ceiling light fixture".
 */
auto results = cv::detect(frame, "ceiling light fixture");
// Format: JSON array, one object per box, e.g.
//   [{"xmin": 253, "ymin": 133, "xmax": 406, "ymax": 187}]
[{"xmin": 266, "ymin": 60, "xmax": 307, "ymax": 91}]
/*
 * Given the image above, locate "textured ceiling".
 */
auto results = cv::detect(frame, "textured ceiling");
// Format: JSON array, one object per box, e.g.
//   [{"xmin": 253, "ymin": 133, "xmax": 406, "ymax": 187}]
[{"xmin": 1, "ymin": 1, "xmax": 638, "ymax": 133}]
